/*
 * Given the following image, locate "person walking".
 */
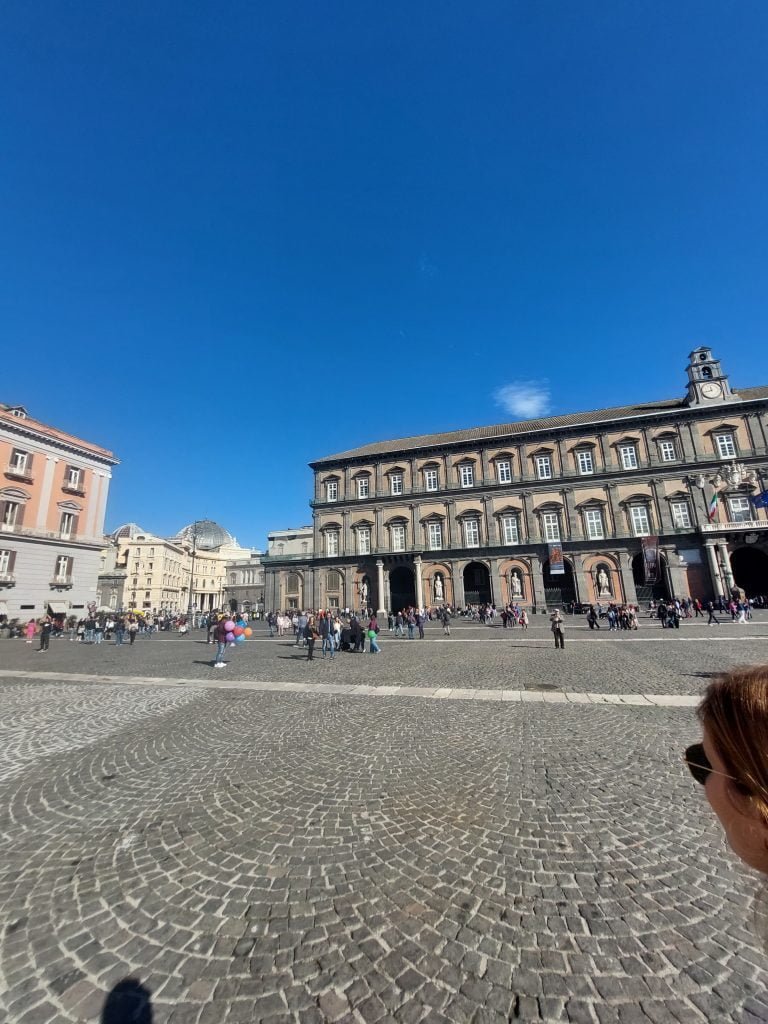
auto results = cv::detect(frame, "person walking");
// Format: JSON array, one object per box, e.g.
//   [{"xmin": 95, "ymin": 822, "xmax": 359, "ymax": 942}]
[
  {"xmin": 440, "ymin": 606, "xmax": 451, "ymax": 636},
  {"xmin": 706, "ymin": 601, "xmax": 721, "ymax": 625},
  {"xmin": 416, "ymin": 610, "xmax": 425, "ymax": 640},
  {"xmin": 550, "ymin": 608, "xmax": 565, "ymax": 649},
  {"xmin": 368, "ymin": 626, "xmax": 381, "ymax": 653},
  {"xmin": 24, "ymin": 619, "xmax": 36, "ymax": 644},
  {"xmin": 350, "ymin": 615, "xmax": 364, "ymax": 653},
  {"xmin": 128, "ymin": 618, "xmax": 139, "ymax": 645},
  {"xmin": 114, "ymin": 616, "xmax": 125, "ymax": 645},
  {"xmin": 37, "ymin": 617, "xmax": 52, "ymax": 653},
  {"xmin": 319, "ymin": 612, "xmax": 335, "ymax": 659}
]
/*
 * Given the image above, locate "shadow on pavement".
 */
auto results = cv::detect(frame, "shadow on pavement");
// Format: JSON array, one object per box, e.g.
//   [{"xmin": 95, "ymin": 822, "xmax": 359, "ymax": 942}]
[{"xmin": 101, "ymin": 979, "xmax": 153, "ymax": 1023}]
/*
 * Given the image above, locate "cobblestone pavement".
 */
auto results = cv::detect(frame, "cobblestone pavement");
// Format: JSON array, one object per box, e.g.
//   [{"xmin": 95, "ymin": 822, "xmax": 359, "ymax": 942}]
[{"xmin": 2, "ymin": 629, "xmax": 768, "ymax": 1023}]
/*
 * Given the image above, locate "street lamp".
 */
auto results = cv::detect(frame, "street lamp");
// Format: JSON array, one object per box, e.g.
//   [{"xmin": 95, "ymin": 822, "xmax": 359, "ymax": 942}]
[{"xmin": 186, "ymin": 522, "xmax": 199, "ymax": 624}]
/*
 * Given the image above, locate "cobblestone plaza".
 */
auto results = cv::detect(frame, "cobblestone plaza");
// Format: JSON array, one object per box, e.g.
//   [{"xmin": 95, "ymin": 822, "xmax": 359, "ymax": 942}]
[{"xmin": 2, "ymin": 617, "xmax": 768, "ymax": 1023}]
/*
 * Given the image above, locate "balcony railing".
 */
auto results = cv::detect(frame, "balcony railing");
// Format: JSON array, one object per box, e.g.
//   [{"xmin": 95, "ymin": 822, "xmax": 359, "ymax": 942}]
[
  {"xmin": 0, "ymin": 523, "xmax": 99, "ymax": 544},
  {"xmin": 701, "ymin": 520, "xmax": 768, "ymax": 533},
  {"xmin": 4, "ymin": 464, "xmax": 34, "ymax": 481},
  {"xmin": 50, "ymin": 576, "xmax": 74, "ymax": 588},
  {"xmin": 0, "ymin": 572, "xmax": 16, "ymax": 586}
]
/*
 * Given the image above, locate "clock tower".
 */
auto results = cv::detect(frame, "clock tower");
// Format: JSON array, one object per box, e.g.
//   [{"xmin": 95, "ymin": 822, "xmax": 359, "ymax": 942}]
[{"xmin": 684, "ymin": 347, "xmax": 738, "ymax": 406}]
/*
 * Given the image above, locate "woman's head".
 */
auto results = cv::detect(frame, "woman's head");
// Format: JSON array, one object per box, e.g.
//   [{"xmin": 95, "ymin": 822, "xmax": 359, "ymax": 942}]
[{"xmin": 693, "ymin": 666, "xmax": 768, "ymax": 873}]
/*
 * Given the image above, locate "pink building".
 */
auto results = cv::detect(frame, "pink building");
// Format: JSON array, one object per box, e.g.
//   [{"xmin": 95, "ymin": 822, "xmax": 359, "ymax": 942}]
[{"xmin": 0, "ymin": 404, "xmax": 119, "ymax": 623}]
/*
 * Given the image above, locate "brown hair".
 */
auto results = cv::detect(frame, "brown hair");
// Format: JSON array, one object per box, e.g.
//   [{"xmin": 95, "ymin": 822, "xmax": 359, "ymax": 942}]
[{"xmin": 698, "ymin": 665, "xmax": 768, "ymax": 821}]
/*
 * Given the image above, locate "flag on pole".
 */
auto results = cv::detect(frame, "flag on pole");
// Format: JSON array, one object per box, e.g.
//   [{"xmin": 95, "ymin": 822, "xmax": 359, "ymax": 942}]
[
  {"xmin": 752, "ymin": 489, "xmax": 768, "ymax": 510},
  {"xmin": 706, "ymin": 491, "xmax": 719, "ymax": 522}
]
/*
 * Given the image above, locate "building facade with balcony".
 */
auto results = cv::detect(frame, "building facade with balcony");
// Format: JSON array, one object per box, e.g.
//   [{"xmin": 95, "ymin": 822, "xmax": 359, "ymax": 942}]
[
  {"xmin": 0, "ymin": 403, "xmax": 119, "ymax": 621},
  {"xmin": 262, "ymin": 349, "xmax": 768, "ymax": 614}
]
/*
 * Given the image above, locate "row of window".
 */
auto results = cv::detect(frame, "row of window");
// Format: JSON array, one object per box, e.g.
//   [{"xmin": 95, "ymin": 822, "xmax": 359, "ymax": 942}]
[
  {"xmin": 0, "ymin": 550, "xmax": 75, "ymax": 582},
  {"xmin": 228, "ymin": 570, "xmax": 265, "ymax": 585},
  {"xmin": 320, "ymin": 495, "xmax": 755, "ymax": 555},
  {"xmin": 5, "ymin": 450, "xmax": 85, "ymax": 489},
  {"xmin": 0, "ymin": 501, "xmax": 79, "ymax": 537},
  {"xmin": 322, "ymin": 434, "xmax": 740, "ymax": 502}
]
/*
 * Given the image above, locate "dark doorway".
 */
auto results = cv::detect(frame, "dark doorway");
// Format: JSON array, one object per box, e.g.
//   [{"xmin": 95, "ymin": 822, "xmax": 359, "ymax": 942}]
[
  {"xmin": 731, "ymin": 547, "xmax": 768, "ymax": 597},
  {"xmin": 389, "ymin": 566, "xmax": 416, "ymax": 612},
  {"xmin": 463, "ymin": 562, "xmax": 492, "ymax": 605},
  {"xmin": 543, "ymin": 558, "xmax": 577, "ymax": 607},
  {"xmin": 632, "ymin": 552, "xmax": 670, "ymax": 603}
]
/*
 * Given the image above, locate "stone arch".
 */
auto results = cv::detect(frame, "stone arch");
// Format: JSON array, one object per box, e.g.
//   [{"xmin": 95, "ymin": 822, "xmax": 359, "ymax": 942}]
[
  {"xmin": 542, "ymin": 556, "xmax": 578, "ymax": 608},
  {"xmin": 463, "ymin": 561, "xmax": 492, "ymax": 605},
  {"xmin": 499, "ymin": 558, "xmax": 531, "ymax": 604},
  {"xmin": 582, "ymin": 553, "xmax": 623, "ymax": 604},
  {"xmin": 424, "ymin": 562, "xmax": 452, "ymax": 605}
]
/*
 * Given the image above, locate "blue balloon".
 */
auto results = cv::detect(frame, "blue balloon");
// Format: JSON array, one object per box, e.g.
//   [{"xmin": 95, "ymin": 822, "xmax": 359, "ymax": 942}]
[{"xmin": 235, "ymin": 634, "xmax": 246, "ymax": 644}]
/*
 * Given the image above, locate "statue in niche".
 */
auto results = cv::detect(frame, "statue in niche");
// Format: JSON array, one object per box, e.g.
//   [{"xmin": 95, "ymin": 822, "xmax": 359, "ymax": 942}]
[
  {"xmin": 434, "ymin": 574, "xmax": 444, "ymax": 600},
  {"xmin": 597, "ymin": 567, "xmax": 612, "ymax": 597},
  {"xmin": 360, "ymin": 580, "xmax": 368, "ymax": 604},
  {"xmin": 510, "ymin": 570, "xmax": 523, "ymax": 598}
]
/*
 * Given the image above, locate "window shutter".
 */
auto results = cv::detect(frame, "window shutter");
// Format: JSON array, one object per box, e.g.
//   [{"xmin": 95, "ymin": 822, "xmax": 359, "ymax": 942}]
[
  {"xmin": 8, "ymin": 550, "xmax": 16, "ymax": 572},
  {"xmin": 0, "ymin": 502, "xmax": 5, "ymax": 525},
  {"xmin": 26, "ymin": 454, "xmax": 34, "ymax": 475},
  {"xmin": 15, "ymin": 502, "xmax": 25, "ymax": 527},
  {"xmin": 67, "ymin": 556, "xmax": 74, "ymax": 577},
  {"xmin": 71, "ymin": 515, "xmax": 80, "ymax": 537}
]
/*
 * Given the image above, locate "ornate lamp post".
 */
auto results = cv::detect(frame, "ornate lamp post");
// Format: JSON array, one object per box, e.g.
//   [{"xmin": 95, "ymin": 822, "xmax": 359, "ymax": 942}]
[{"xmin": 186, "ymin": 521, "xmax": 199, "ymax": 624}]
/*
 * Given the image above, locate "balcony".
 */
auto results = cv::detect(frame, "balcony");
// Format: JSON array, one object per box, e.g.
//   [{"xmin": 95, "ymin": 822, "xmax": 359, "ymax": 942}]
[
  {"xmin": 0, "ymin": 524, "xmax": 97, "ymax": 544},
  {"xmin": 61, "ymin": 485, "xmax": 86, "ymax": 497},
  {"xmin": 701, "ymin": 520, "xmax": 768, "ymax": 534},
  {"xmin": 0, "ymin": 572, "xmax": 15, "ymax": 587},
  {"xmin": 4, "ymin": 465, "xmax": 34, "ymax": 483},
  {"xmin": 50, "ymin": 576, "xmax": 73, "ymax": 589}
]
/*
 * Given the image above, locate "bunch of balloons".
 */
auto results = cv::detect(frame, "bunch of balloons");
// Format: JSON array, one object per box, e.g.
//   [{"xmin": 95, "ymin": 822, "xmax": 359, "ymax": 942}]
[{"xmin": 224, "ymin": 620, "xmax": 254, "ymax": 645}]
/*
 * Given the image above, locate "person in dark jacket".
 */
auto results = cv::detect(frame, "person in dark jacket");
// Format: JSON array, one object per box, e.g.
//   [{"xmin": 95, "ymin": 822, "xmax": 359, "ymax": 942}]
[
  {"xmin": 37, "ymin": 617, "xmax": 52, "ymax": 653},
  {"xmin": 214, "ymin": 617, "xmax": 229, "ymax": 667},
  {"xmin": 350, "ymin": 616, "xmax": 363, "ymax": 653},
  {"xmin": 304, "ymin": 615, "xmax": 318, "ymax": 660}
]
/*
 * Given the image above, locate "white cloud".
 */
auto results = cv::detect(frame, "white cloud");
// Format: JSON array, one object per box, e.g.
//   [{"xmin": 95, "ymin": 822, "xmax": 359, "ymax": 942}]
[{"xmin": 493, "ymin": 380, "xmax": 551, "ymax": 419}]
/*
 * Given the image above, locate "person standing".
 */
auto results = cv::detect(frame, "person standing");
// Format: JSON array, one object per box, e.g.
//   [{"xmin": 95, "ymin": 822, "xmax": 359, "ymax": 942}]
[
  {"xmin": 319, "ymin": 612, "xmax": 335, "ymax": 660},
  {"xmin": 416, "ymin": 610, "xmax": 425, "ymax": 640},
  {"xmin": 550, "ymin": 609, "xmax": 565, "ymax": 649},
  {"xmin": 368, "ymin": 626, "xmax": 381, "ymax": 653},
  {"xmin": 213, "ymin": 616, "xmax": 229, "ymax": 667},
  {"xmin": 37, "ymin": 617, "xmax": 52, "ymax": 653},
  {"xmin": 24, "ymin": 619, "xmax": 36, "ymax": 644},
  {"xmin": 114, "ymin": 616, "xmax": 125, "ymax": 645},
  {"xmin": 304, "ymin": 615, "xmax": 318, "ymax": 660},
  {"xmin": 128, "ymin": 618, "xmax": 139, "ymax": 645}
]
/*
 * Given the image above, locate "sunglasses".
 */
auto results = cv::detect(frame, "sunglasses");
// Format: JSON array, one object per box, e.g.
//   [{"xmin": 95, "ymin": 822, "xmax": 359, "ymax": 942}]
[{"xmin": 684, "ymin": 743, "xmax": 738, "ymax": 786}]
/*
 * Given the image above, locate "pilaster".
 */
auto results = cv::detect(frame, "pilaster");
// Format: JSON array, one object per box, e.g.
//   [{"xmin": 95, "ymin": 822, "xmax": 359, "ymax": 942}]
[
  {"xmin": 484, "ymin": 496, "xmax": 498, "ymax": 546},
  {"xmin": 561, "ymin": 487, "xmax": 580, "ymax": 540},
  {"xmin": 530, "ymin": 553, "xmax": 547, "ymax": 612}
]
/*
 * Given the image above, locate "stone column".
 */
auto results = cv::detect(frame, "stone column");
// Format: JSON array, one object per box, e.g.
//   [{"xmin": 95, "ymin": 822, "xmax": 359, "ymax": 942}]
[
  {"xmin": 666, "ymin": 551, "xmax": 690, "ymax": 599},
  {"xmin": 374, "ymin": 506, "xmax": 383, "ymax": 553},
  {"xmin": 561, "ymin": 487, "xmax": 579, "ymax": 540},
  {"xmin": 649, "ymin": 479, "xmax": 673, "ymax": 535},
  {"xmin": 487, "ymin": 557, "xmax": 501, "ymax": 604},
  {"xmin": 374, "ymin": 463, "xmax": 383, "ymax": 498},
  {"xmin": 451, "ymin": 559, "xmax": 465, "ymax": 607},
  {"xmin": 343, "ymin": 511, "xmax": 351, "ymax": 555},
  {"xmin": 36, "ymin": 456, "xmax": 58, "ymax": 529},
  {"xmin": 384, "ymin": 568, "xmax": 391, "ymax": 613},
  {"xmin": 484, "ymin": 496, "xmax": 498, "ymax": 546},
  {"xmin": 414, "ymin": 555, "xmax": 424, "ymax": 610},
  {"xmin": 677, "ymin": 422, "xmax": 696, "ymax": 462},
  {"xmin": 343, "ymin": 466, "xmax": 351, "ymax": 501},
  {"xmin": 446, "ymin": 500, "xmax": 458, "ymax": 549},
  {"xmin": 620, "ymin": 551, "xmax": 639, "ymax": 606},
  {"xmin": 598, "ymin": 435, "xmax": 613, "ymax": 471},
  {"xmin": 521, "ymin": 491, "xmax": 538, "ymax": 541},
  {"xmin": 518, "ymin": 444, "xmax": 531, "ymax": 482},
  {"xmin": 480, "ymin": 450, "xmax": 491, "ymax": 485},
  {"xmin": 530, "ymin": 554, "xmax": 547, "ymax": 612},
  {"xmin": 376, "ymin": 559, "xmax": 386, "ymax": 616},
  {"xmin": 704, "ymin": 541, "xmax": 724, "ymax": 598},
  {"xmin": 718, "ymin": 542, "xmax": 735, "ymax": 592}
]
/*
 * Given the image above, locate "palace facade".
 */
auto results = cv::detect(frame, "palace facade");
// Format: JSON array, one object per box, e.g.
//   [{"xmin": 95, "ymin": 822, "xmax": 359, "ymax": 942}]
[{"xmin": 262, "ymin": 349, "xmax": 768, "ymax": 614}]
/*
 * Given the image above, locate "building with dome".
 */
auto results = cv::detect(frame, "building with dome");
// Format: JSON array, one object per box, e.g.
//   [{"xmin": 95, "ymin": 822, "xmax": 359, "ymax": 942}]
[{"xmin": 98, "ymin": 519, "xmax": 254, "ymax": 615}]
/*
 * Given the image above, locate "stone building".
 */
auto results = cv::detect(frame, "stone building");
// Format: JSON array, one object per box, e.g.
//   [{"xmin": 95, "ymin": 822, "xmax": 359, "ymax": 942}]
[
  {"xmin": 223, "ymin": 551, "xmax": 265, "ymax": 615},
  {"xmin": 263, "ymin": 349, "xmax": 768, "ymax": 614},
  {"xmin": 100, "ymin": 520, "xmax": 253, "ymax": 615},
  {"xmin": 0, "ymin": 403, "xmax": 118, "ymax": 621}
]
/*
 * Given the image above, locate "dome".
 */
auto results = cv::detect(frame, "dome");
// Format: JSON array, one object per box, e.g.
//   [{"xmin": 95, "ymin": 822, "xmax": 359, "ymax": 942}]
[
  {"xmin": 112, "ymin": 523, "xmax": 146, "ymax": 540},
  {"xmin": 175, "ymin": 519, "xmax": 234, "ymax": 551}
]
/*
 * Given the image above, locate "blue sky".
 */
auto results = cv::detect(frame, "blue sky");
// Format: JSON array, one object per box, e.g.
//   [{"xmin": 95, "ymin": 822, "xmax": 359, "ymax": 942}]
[{"xmin": 2, "ymin": 1, "xmax": 767, "ymax": 549}]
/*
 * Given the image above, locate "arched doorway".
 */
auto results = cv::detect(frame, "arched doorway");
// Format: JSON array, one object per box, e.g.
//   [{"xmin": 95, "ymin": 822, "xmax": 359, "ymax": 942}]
[
  {"xmin": 389, "ymin": 566, "xmax": 416, "ymax": 612},
  {"xmin": 543, "ymin": 559, "xmax": 577, "ymax": 607},
  {"xmin": 463, "ymin": 562, "xmax": 492, "ymax": 605},
  {"xmin": 631, "ymin": 553, "xmax": 670, "ymax": 603},
  {"xmin": 731, "ymin": 547, "xmax": 768, "ymax": 597}
]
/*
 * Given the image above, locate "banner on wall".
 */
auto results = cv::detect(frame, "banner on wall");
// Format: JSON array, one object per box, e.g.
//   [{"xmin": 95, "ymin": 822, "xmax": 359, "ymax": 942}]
[
  {"xmin": 548, "ymin": 543, "xmax": 565, "ymax": 575},
  {"xmin": 641, "ymin": 536, "xmax": 660, "ymax": 584}
]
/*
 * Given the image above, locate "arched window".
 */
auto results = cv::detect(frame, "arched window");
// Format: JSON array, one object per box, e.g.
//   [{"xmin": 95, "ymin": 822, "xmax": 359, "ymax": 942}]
[{"xmin": 287, "ymin": 572, "xmax": 300, "ymax": 594}]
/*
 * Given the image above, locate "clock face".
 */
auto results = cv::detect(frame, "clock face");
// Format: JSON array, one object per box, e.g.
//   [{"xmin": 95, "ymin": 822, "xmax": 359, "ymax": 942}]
[{"xmin": 701, "ymin": 381, "xmax": 722, "ymax": 399}]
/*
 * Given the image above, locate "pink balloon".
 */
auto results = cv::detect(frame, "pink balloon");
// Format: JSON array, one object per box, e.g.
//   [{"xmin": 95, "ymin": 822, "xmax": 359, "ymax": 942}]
[{"xmin": 224, "ymin": 620, "xmax": 236, "ymax": 631}]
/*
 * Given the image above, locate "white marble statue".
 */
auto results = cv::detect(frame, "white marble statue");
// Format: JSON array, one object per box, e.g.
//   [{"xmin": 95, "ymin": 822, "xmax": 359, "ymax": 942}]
[
  {"xmin": 511, "ymin": 570, "xmax": 522, "ymax": 597},
  {"xmin": 361, "ymin": 581, "xmax": 368, "ymax": 603},
  {"xmin": 597, "ymin": 568, "xmax": 611, "ymax": 596},
  {"xmin": 434, "ymin": 575, "xmax": 444, "ymax": 600}
]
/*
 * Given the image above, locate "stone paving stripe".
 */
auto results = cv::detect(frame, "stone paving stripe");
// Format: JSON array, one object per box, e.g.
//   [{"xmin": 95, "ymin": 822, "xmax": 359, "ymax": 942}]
[{"xmin": 0, "ymin": 668, "xmax": 703, "ymax": 706}]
